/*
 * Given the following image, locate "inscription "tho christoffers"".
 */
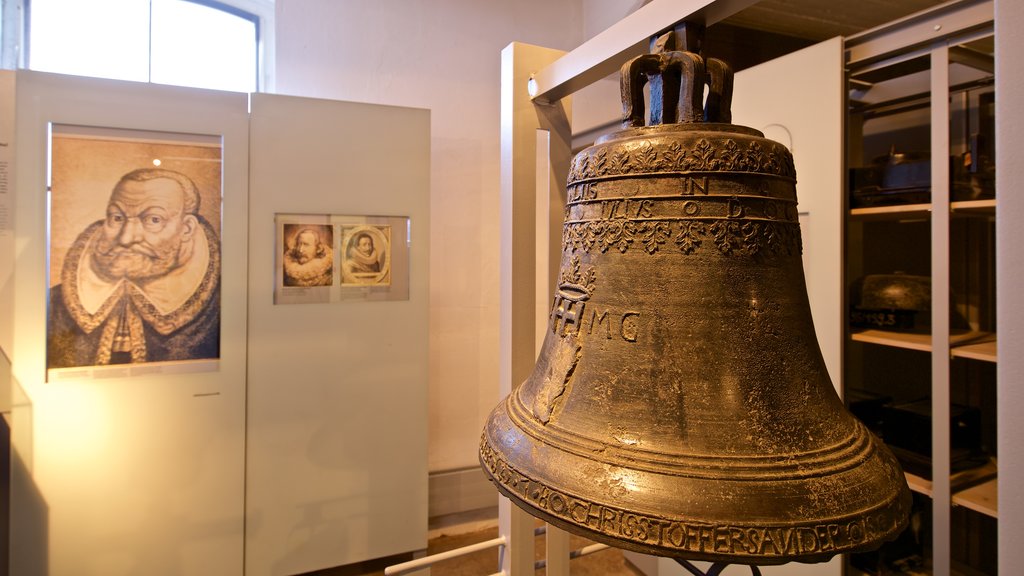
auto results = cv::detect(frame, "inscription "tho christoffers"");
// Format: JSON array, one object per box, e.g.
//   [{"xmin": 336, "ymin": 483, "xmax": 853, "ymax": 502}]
[{"xmin": 480, "ymin": 439, "xmax": 889, "ymax": 558}]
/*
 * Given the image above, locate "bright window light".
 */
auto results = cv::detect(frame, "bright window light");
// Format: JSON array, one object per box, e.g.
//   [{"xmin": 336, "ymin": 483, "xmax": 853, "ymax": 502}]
[
  {"xmin": 29, "ymin": 0, "xmax": 150, "ymax": 82},
  {"xmin": 27, "ymin": 0, "xmax": 260, "ymax": 93},
  {"xmin": 151, "ymin": 0, "xmax": 257, "ymax": 92}
]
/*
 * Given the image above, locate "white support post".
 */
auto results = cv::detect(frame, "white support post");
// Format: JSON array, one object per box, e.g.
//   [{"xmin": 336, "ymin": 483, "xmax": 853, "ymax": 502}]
[
  {"xmin": 930, "ymin": 43, "xmax": 952, "ymax": 576},
  {"xmin": 545, "ymin": 525, "xmax": 572, "ymax": 576},
  {"xmin": 499, "ymin": 41, "xmax": 571, "ymax": 576},
  {"xmin": 534, "ymin": 116, "xmax": 573, "ymax": 576}
]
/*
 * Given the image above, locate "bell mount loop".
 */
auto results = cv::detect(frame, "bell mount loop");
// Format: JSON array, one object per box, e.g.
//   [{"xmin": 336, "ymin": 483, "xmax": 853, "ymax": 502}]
[
  {"xmin": 620, "ymin": 54, "xmax": 661, "ymax": 129},
  {"xmin": 663, "ymin": 50, "xmax": 706, "ymax": 124},
  {"xmin": 619, "ymin": 25, "xmax": 735, "ymax": 128},
  {"xmin": 704, "ymin": 57, "xmax": 734, "ymax": 123}
]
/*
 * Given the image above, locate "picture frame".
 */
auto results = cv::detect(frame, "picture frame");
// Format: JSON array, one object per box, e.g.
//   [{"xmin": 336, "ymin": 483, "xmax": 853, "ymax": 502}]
[
  {"xmin": 274, "ymin": 213, "xmax": 410, "ymax": 304},
  {"xmin": 340, "ymin": 224, "xmax": 391, "ymax": 286},
  {"xmin": 47, "ymin": 124, "xmax": 223, "ymax": 379}
]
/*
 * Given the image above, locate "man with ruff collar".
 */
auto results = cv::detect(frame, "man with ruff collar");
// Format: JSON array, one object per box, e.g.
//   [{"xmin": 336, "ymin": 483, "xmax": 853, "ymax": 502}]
[
  {"xmin": 343, "ymin": 231, "xmax": 383, "ymax": 284},
  {"xmin": 47, "ymin": 168, "xmax": 220, "ymax": 369},
  {"xmin": 283, "ymin": 227, "xmax": 333, "ymax": 286}
]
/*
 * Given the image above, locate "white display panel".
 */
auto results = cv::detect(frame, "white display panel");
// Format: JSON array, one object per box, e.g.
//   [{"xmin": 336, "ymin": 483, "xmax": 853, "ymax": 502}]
[
  {"xmin": 246, "ymin": 93, "xmax": 430, "ymax": 575},
  {"xmin": 1, "ymin": 70, "xmax": 14, "ymax": 414},
  {"xmin": 10, "ymin": 71, "xmax": 249, "ymax": 576},
  {"xmin": 732, "ymin": 37, "xmax": 845, "ymax": 389}
]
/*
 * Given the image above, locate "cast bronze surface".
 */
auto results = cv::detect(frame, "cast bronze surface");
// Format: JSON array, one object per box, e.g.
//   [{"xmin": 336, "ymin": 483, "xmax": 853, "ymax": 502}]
[{"xmin": 481, "ymin": 35, "xmax": 911, "ymax": 565}]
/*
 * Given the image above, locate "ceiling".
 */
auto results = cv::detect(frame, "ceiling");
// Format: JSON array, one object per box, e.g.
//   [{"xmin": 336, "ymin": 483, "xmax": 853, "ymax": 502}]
[
  {"xmin": 695, "ymin": 0, "xmax": 953, "ymax": 70},
  {"xmin": 719, "ymin": 0, "xmax": 950, "ymax": 42}
]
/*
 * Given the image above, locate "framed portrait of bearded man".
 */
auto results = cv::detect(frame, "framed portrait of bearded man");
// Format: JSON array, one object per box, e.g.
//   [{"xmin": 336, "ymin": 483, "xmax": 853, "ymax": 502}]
[
  {"xmin": 46, "ymin": 125, "xmax": 223, "ymax": 375},
  {"xmin": 274, "ymin": 214, "xmax": 409, "ymax": 304},
  {"xmin": 273, "ymin": 214, "xmax": 334, "ymax": 305},
  {"xmin": 282, "ymin": 223, "xmax": 334, "ymax": 287}
]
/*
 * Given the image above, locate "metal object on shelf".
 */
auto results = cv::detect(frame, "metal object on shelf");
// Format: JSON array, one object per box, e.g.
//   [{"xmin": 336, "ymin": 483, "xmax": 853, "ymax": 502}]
[
  {"xmin": 480, "ymin": 29, "xmax": 911, "ymax": 566},
  {"xmin": 849, "ymin": 139, "xmax": 996, "ymax": 208},
  {"xmin": 882, "ymin": 399, "xmax": 986, "ymax": 479},
  {"xmin": 859, "ymin": 273, "xmax": 931, "ymax": 312},
  {"xmin": 850, "ymin": 272, "xmax": 931, "ymax": 331},
  {"xmin": 849, "ymin": 148, "xmax": 932, "ymax": 208}
]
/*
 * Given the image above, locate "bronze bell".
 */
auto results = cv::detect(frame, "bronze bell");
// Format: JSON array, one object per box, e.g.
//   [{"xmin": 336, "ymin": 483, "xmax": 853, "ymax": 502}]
[{"xmin": 480, "ymin": 34, "xmax": 911, "ymax": 565}]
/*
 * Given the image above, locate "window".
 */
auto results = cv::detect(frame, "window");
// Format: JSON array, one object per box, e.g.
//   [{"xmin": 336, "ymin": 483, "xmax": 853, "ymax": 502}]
[{"xmin": 21, "ymin": 0, "xmax": 272, "ymax": 93}]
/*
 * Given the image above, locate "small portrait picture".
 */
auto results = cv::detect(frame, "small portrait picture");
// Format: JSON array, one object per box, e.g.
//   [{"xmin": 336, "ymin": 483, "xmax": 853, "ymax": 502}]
[
  {"xmin": 47, "ymin": 128, "xmax": 222, "ymax": 371},
  {"xmin": 282, "ymin": 224, "xmax": 334, "ymax": 287},
  {"xmin": 341, "ymin": 225, "xmax": 391, "ymax": 286}
]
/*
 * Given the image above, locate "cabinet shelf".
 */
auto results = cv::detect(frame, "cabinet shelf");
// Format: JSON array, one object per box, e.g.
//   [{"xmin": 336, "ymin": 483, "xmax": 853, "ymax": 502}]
[
  {"xmin": 953, "ymin": 477, "xmax": 998, "ymax": 518},
  {"xmin": 905, "ymin": 471, "xmax": 933, "ymax": 495},
  {"xmin": 951, "ymin": 198, "xmax": 997, "ymax": 215},
  {"xmin": 850, "ymin": 203, "xmax": 931, "ymax": 220},
  {"xmin": 849, "ymin": 199, "xmax": 995, "ymax": 221},
  {"xmin": 903, "ymin": 459, "xmax": 998, "ymax": 519},
  {"xmin": 950, "ymin": 335, "xmax": 997, "ymax": 362},
  {"xmin": 850, "ymin": 329, "xmax": 992, "ymax": 353}
]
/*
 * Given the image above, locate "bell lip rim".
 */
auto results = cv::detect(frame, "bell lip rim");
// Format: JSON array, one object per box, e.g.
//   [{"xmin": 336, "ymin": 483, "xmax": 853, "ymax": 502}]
[
  {"xmin": 596, "ymin": 122, "xmax": 764, "ymax": 145},
  {"xmin": 480, "ymin": 425, "xmax": 912, "ymax": 519},
  {"xmin": 501, "ymin": 389, "xmax": 884, "ymax": 481},
  {"xmin": 479, "ymin": 422, "xmax": 913, "ymax": 528},
  {"xmin": 482, "ymin": 458, "xmax": 911, "ymax": 566}
]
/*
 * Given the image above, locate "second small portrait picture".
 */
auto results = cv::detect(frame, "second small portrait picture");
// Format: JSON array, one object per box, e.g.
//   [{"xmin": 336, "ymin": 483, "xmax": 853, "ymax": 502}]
[
  {"xmin": 282, "ymin": 224, "xmax": 334, "ymax": 287},
  {"xmin": 341, "ymin": 225, "xmax": 391, "ymax": 286}
]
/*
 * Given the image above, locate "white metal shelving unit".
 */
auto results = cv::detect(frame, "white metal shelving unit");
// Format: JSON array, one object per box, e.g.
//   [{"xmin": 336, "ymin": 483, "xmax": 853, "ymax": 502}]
[{"xmin": 844, "ymin": 1, "xmax": 998, "ymax": 574}]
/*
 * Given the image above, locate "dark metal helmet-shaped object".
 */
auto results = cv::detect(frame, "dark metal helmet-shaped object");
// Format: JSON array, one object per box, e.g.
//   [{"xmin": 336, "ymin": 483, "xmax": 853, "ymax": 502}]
[{"xmin": 479, "ymin": 33, "xmax": 911, "ymax": 565}]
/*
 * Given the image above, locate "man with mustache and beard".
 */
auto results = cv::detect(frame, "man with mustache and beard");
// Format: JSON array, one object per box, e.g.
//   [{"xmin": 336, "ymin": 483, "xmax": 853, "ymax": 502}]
[
  {"xmin": 47, "ymin": 168, "xmax": 220, "ymax": 369},
  {"xmin": 283, "ymin": 227, "xmax": 333, "ymax": 287}
]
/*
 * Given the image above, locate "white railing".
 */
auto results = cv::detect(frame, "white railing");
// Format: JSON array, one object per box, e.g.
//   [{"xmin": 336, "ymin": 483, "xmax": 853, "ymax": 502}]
[
  {"xmin": 382, "ymin": 531, "xmax": 609, "ymax": 576},
  {"xmin": 384, "ymin": 536, "xmax": 506, "ymax": 576}
]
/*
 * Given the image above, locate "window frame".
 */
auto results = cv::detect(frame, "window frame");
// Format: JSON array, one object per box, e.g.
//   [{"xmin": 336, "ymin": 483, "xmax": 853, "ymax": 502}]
[{"xmin": 1, "ymin": 0, "xmax": 275, "ymax": 92}]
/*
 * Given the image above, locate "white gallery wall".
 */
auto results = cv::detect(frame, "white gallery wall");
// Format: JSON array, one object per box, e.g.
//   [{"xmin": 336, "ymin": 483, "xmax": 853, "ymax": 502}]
[{"xmin": 275, "ymin": 0, "xmax": 642, "ymax": 475}]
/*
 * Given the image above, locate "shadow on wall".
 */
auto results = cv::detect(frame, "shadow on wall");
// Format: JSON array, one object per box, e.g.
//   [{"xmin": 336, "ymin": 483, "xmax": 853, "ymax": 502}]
[
  {"xmin": 1, "ymin": 413, "xmax": 8, "ymax": 576},
  {"xmin": 7, "ymin": 405, "xmax": 50, "ymax": 576},
  {"xmin": 5, "ymin": 370, "xmax": 244, "ymax": 576}
]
